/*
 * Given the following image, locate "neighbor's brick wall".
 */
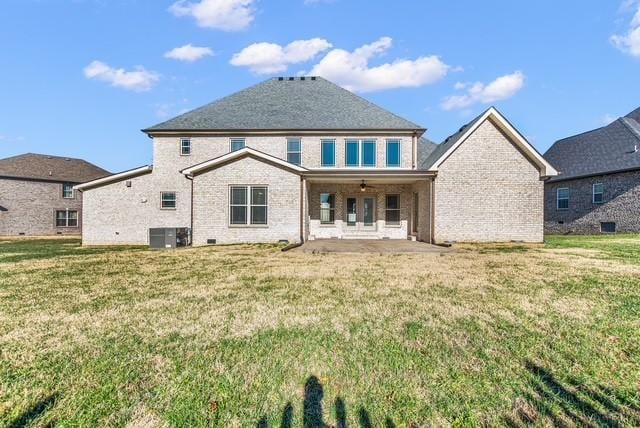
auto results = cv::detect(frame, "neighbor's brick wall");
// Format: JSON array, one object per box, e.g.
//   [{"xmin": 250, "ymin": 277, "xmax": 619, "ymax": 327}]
[
  {"xmin": 81, "ymin": 171, "xmax": 191, "ymax": 245},
  {"xmin": 0, "ymin": 178, "xmax": 82, "ymax": 236},
  {"xmin": 191, "ymin": 156, "xmax": 301, "ymax": 245},
  {"xmin": 544, "ymin": 170, "xmax": 640, "ymax": 234},
  {"xmin": 153, "ymin": 135, "xmax": 414, "ymax": 170},
  {"xmin": 433, "ymin": 119, "xmax": 544, "ymax": 243}
]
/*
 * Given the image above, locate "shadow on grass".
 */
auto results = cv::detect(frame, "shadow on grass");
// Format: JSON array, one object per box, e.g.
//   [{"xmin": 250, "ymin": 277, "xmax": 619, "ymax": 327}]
[
  {"xmin": 8, "ymin": 393, "xmax": 58, "ymax": 428},
  {"xmin": 505, "ymin": 361, "xmax": 640, "ymax": 427},
  {"xmin": 258, "ymin": 376, "xmax": 397, "ymax": 428}
]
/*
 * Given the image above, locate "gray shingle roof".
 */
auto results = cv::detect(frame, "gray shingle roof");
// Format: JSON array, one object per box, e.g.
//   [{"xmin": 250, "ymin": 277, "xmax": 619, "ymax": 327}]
[
  {"xmin": 144, "ymin": 77, "xmax": 424, "ymax": 132},
  {"xmin": 0, "ymin": 153, "xmax": 110, "ymax": 183},
  {"xmin": 544, "ymin": 108, "xmax": 640, "ymax": 182}
]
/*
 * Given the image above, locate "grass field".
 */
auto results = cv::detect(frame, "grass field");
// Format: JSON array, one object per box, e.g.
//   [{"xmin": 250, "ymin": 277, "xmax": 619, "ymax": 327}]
[{"xmin": 1, "ymin": 235, "xmax": 639, "ymax": 427}]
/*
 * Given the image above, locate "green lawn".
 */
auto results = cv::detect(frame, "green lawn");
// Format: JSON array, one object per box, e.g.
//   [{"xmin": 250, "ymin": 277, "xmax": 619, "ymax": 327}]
[{"xmin": 1, "ymin": 236, "xmax": 639, "ymax": 427}]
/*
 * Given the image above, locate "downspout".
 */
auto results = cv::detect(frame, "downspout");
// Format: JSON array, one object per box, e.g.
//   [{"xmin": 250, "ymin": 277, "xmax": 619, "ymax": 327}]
[
  {"xmin": 412, "ymin": 132, "xmax": 417, "ymax": 169},
  {"xmin": 430, "ymin": 177, "xmax": 436, "ymax": 244},
  {"xmin": 186, "ymin": 174, "xmax": 194, "ymax": 246}
]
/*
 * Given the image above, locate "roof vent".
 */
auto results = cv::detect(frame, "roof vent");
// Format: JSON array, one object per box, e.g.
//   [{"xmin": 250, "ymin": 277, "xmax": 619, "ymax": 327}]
[
  {"xmin": 300, "ymin": 76, "xmax": 305, "ymax": 81},
  {"xmin": 48, "ymin": 171, "xmax": 52, "ymax": 176},
  {"xmin": 311, "ymin": 76, "xmax": 317, "ymax": 81},
  {"xmin": 278, "ymin": 77, "xmax": 284, "ymax": 81},
  {"xmin": 288, "ymin": 77, "xmax": 294, "ymax": 81}
]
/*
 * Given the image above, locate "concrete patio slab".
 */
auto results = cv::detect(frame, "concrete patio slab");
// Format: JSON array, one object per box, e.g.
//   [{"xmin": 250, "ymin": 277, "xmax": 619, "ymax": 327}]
[{"xmin": 293, "ymin": 239, "xmax": 452, "ymax": 254}]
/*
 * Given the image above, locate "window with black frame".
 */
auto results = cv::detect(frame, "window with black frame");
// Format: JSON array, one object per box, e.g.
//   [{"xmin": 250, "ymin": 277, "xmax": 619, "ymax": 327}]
[{"xmin": 385, "ymin": 195, "xmax": 400, "ymax": 225}]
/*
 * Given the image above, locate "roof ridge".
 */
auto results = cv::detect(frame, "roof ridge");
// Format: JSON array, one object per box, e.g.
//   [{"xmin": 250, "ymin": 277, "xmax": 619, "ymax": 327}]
[{"xmin": 621, "ymin": 117, "xmax": 640, "ymax": 142}]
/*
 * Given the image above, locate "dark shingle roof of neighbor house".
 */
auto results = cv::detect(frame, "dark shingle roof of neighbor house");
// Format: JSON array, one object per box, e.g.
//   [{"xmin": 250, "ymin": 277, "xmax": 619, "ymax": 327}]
[
  {"xmin": 144, "ymin": 77, "xmax": 424, "ymax": 132},
  {"xmin": 0, "ymin": 153, "xmax": 110, "ymax": 183},
  {"xmin": 544, "ymin": 107, "xmax": 640, "ymax": 182}
]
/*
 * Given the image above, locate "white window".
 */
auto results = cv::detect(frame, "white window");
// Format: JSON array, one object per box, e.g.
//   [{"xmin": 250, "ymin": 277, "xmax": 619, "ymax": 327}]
[
  {"xmin": 62, "ymin": 183, "xmax": 74, "ymax": 199},
  {"xmin": 593, "ymin": 183, "xmax": 604, "ymax": 204},
  {"xmin": 161, "ymin": 192, "xmax": 176, "ymax": 209},
  {"xmin": 320, "ymin": 193, "xmax": 335, "ymax": 224},
  {"xmin": 344, "ymin": 139, "xmax": 377, "ymax": 167},
  {"xmin": 56, "ymin": 209, "xmax": 78, "ymax": 227},
  {"xmin": 557, "ymin": 188, "xmax": 569, "ymax": 210},
  {"xmin": 230, "ymin": 138, "xmax": 245, "ymax": 152},
  {"xmin": 180, "ymin": 138, "xmax": 191, "ymax": 155},
  {"xmin": 386, "ymin": 139, "xmax": 401, "ymax": 167},
  {"xmin": 230, "ymin": 186, "xmax": 268, "ymax": 225},
  {"xmin": 385, "ymin": 195, "xmax": 400, "ymax": 225},
  {"xmin": 321, "ymin": 139, "xmax": 336, "ymax": 167},
  {"xmin": 287, "ymin": 138, "xmax": 301, "ymax": 165}
]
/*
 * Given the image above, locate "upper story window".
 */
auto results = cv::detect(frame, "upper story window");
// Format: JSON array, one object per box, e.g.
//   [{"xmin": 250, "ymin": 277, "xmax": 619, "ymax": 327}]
[
  {"xmin": 386, "ymin": 139, "xmax": 401, "ymax": 167},
  {"xmin": 321, "ymin": 139, "xmax": 336, "ymax": 167},
  {"xmin": 320, "ymin": 193, "xmax": 335, "ymax": 224},
  {"xmin": 287, "ymin": 138, "xmax": 301, "ymax": 165},
  {"xmin": 62, "ymin": 183, "xmax": 74, "ymax": 199},
  {"xmin": 161, "ymin": 191, "xmax": 176, "ymax": 210},
  {"xmin": 230, "ymin": 186, "xmax": 268, "ymax": 225},
  {"xmin": 593, "ymin": 183, "xmax": 604, "ymax": 204},
  {"xmin": 344, "ymin": 139, "xmax": 376, "ymax": 167},
  {"xmin": 180, "ymin": 138, "xmax": 191, "ymax": 155},
  {"xmin": 230, "ymin": 138, "xmax": 246, "ymax": 152},
  {"xmin": 557, "ymin": 188, "xmax": 569, "ymax": 210},
  {"xmin": 56, "ymin": 209, "xmax": 78, "ymax": 227}
]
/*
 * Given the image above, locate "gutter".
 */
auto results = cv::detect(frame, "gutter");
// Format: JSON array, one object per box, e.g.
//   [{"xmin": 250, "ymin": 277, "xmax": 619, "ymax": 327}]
[{"xmin": 185, "ymin": 174, "xmax": 194, "ymax": 245}]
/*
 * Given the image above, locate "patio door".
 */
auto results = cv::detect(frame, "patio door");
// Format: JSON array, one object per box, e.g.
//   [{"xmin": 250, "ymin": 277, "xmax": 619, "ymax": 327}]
[{"xmin": 345, "ymin": 196, "xmax": 376, "ymax": 231}]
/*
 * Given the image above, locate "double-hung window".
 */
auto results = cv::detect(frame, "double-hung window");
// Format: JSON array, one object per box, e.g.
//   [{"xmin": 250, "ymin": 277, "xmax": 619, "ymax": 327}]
[
  {"xmin": 180, "ymin": 138, "xmax": 191, "ymax": 155},
  {"xmin": 287, "ymin": 138, "xmax": 302, "ymax": 165},
  {"xmin": 230, "ymin": 186, "xmax": 268, "ymax": 225},
  {"xmin": 345, "ymin": 139, "xmax": 359, "ymax": 167},
  {"xmin": 320, "ymin": 193, "xmax": 335, "ymax": 224},
  {"xmin": 62, "ymin": 183, "xmax": 74, "ymax": 199},
  {"xmin": 344, "ymin": 139, "xmax": 377, "ymax": 166},
  {"xmin": 386, "ymin": 139, "xmax": 401, "ymax": 167},
  {"xmin": 56, "ymin": 209, "xmax": 78, "ymax": 227},
  {"xmin": 557, "ymin": 188, "xmax": 569, "ymax": 210},
  {"xmin": 385, "ymin": 195, "xmax": 400, "ymax": 225},
  {"xmin": 230, "ymin": 138, "xmax": 246, "ymax": 152},
  {"xmin": 361, "ymin": 139, "xmax": 376, "ymax": 167},
  {"xmin": 321, "ymin": 139, "xmax": 336, "ymax": 167},
  {"xmin": 161, "ymin": 192, "xmax": 176, "ymax": 209},
  {"xmin": 593, "ymin": 183, "xmax": 604, "ymax": 204}
]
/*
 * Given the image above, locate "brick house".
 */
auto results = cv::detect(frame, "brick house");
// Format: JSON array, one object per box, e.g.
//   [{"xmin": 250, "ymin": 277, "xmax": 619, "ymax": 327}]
[
  {"xmin": 0, "ymin": 153, "xmax": 109, "ymax": 236},
  {"xmin": 75, "ymin": 77, "xmax": 556, "ymax": 246},
  {"xmin": 544, "ymin": 107, "xmax": 640, "ymax": 234}
]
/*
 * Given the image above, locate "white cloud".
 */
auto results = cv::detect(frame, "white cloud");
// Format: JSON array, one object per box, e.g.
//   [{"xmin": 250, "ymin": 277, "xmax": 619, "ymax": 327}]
[
  {"xmin": 84, "ymin": 61, "xmax": 159, "ymax": 92},
  {"xmin": 611, "ymin": 2, "xmax": 640, "ymax": 57},
  {"xmin": 165, "ymin": 44, "xmax": 214, "ymax": 62},
  {"xmin": 230, "ymin": 38, "xmax": 332, "ymax": 74},
  {"xmin": 308, "ymin": 37, "xmax": 450, "ymax": 92},
  {"xmin": 169, "ymin": 0, "xmax": 254, "ymax": 31},
  {"xmin": 441, "ymin": 71, "xmax": 525, "ymax": 111},
  {"xmin": 600, "ymin": 113, "xmax": 617, "ymax": 125}
]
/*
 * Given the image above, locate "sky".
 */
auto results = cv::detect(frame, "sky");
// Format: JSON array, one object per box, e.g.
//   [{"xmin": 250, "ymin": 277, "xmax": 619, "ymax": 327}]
[{"xmin": 1, "ymin": 0, "xmax": 639, "ymax": 172}]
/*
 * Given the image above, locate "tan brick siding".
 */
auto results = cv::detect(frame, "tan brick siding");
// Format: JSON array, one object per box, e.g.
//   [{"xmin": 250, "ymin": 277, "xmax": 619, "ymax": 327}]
[
  {"xmin": 0, "ymin": 178, "xmax": 82, "ymax": 236},
  {"xmin": 433, "ymin": 119, "xmax": 544, "ymax": 243},
  {"xmin": 191, "ymin": 156, "xmax": 301, "ymax": 245}
]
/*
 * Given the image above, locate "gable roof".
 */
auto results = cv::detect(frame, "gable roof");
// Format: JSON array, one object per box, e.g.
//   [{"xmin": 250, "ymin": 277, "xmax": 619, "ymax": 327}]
[
  {"xmin": 74, "ymin": 165, "xmax": 152, "ymax": 191},
  {"xmin": 417, "ymin": 137, "xmax": 438, "ymax": 170},
  {"xmin": 181, "ymin": 147, "xmax": 308, "ymax": 176},
  {"xmin": 0, "ymin": 153, "xmax": 110, "ymax": 183},
  {"xmin": 144, "ymin": 77, "xmax": 424, "ymax": 133},
  {"xmin": 544, "ymin": 107, "xmax": 640, "ymax": 182},
  {"xmin": 420, "ymin": 107, "xmax": 557, "ymax": 177}
]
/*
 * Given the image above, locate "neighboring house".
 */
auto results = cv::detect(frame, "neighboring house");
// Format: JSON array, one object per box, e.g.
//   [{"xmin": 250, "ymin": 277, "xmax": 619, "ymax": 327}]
[
  {"xmin": 0, "ymin": 153, "xmax": 109, "ymax": 236},
  {"xmin": 76, "ymin": 77, "xmax": 556, "ymax": 246},
  {"xmin": 544, "ymin": 107, "xmax": 640, "ymax": 234}
]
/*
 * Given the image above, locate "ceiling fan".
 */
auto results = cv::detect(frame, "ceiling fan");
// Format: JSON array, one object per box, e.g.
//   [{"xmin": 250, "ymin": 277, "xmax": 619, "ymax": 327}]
[{"xmin": 359, "ymin": 180, "xmax": 378, "ymax": 192}]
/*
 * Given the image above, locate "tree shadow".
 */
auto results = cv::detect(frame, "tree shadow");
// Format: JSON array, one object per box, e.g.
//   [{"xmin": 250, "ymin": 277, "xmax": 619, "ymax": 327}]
[
  {"xmin": 8, "ymin": 393, "xmax": 58, "ymax": 428},
  {"xmin": 257, "ymin": 375, "xmax": 397, "ymax": 428},
  {"xmin": 505, "ymin": 360, "xmax": 640, "ymax": 427}
]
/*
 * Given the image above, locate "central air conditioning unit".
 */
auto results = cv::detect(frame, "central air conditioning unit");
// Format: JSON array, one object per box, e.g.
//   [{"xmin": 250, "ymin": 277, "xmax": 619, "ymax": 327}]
[{"xmin": 149, "ymin": 228, "xmax": 191, "ymax": 249}]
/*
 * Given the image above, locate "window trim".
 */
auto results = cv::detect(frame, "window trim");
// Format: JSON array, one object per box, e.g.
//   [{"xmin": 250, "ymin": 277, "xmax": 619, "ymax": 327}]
[
  {"xmin": 385, "ymin": 194, "xmax": 401, "ymax": 226},
  {"xmin": 286, "ymin": 138, "xmax": 302, "ymax": 165},
  {"xmin": 230, "ymin": 137, "xmax": 246, "ymax": 152},
  {"xmin": 62, "ymin": 182, "xmax": 74, "ymax": 199},
  {"xmin": 600, "ymin": 222, "xmax": 616, "ymax": 234},
  {"xmin": 55, "ymin": 209, "xmax": 78, "ymax": 228},
  {"xmin": 361, "ymin": 139, "xmax": 377, "ymax": 167},
  {"xmin": 321, "ymin": 139, "xmax": 336, "ymax": 167},
  {"xmin": 592, "ymin": 183, "xmax": 604, "ymax": 204},
  {"xmin": 319, "ymin": 193, "xmax": 335, "ymax": 225},
  {"xmin": 345, "ymin": 139, "xmax": 360, "ymax": 167},
  {"xmin": 229, "ymin": 185, "xmax": 269, "ymax": 227},
  {"xmin": 180, "ymin": 138, "xmax": 192, "ymax": 156},
  {"xmin": 556, "ymin": 187, "xmax": 569, "ymax": 210},
  {"xmin": 386, "ymin": 139, "xmax": 401, "ymax": 167},
  {"xmin": 160, "ymin": 191, "xmax": 177, "ymax": 210}
]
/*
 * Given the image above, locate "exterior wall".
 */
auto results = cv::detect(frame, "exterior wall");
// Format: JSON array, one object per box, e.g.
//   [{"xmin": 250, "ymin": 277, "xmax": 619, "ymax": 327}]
[
  {"xmin": 411, "ymin": 179, "xmax": 432, "ymax": 242},
  {"xmin": 307, "ymin": 182, "xmax": 430, "ymax": 240},
  {"xmin": 544, "ymin": 170, "xmax": 640, "ymax": 234},
  {"xmin": 433, "ymin": 119, "xmax": 544, "ymax": 243},
  {"xmin": 0, "ymin": 178, "xmax": 82, "ymax": 236},
  {"xmin": 191, "ymin": 156, "xmax": 301, "ymax": 245},
  {"xmin": 81, "ymin": 171, "xmax": 190, "ymax": 245},
  {"xmin": 153, "ymin": 135, "xmax": 414, "ymax": 172}
]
